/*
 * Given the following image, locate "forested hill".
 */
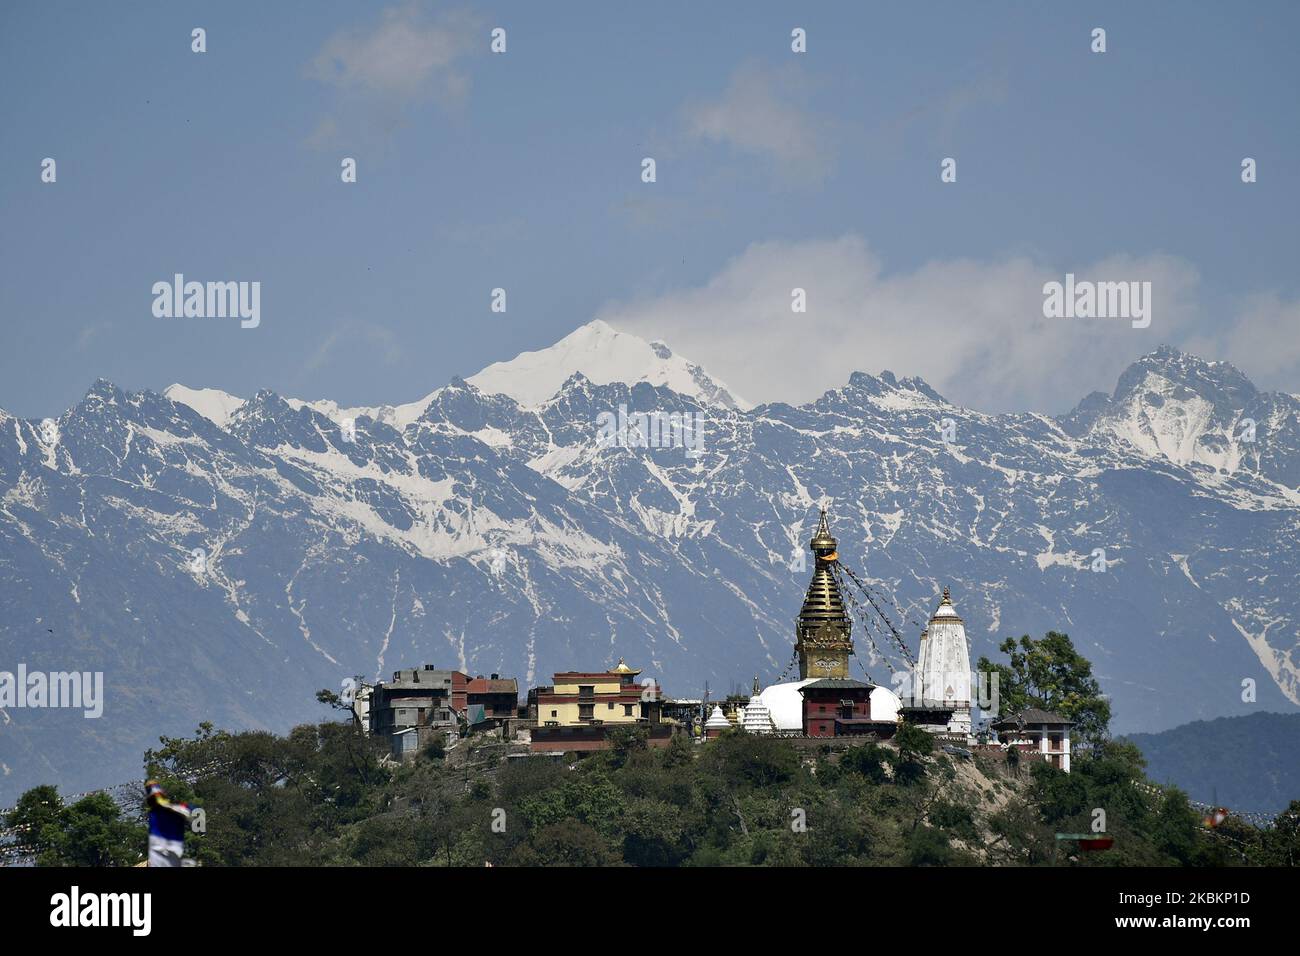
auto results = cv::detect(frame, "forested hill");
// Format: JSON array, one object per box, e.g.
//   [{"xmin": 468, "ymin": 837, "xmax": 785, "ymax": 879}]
[
  {"xmin": 9, "ymin": 721, "xmax": 1298, "ymax": 867},
  {"xmin": 1124, "ymin": 712, "xmax": 1300, "ymax": 814}
]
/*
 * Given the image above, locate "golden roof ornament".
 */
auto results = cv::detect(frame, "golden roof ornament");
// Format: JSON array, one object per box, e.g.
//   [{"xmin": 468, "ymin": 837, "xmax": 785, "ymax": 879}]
[
  {"xmin": 795, "ymin": 508, "xmax": 853, "ymax": 679},
  {"xmin": 810, "ymin": 508, "xmax": 838, "ymax": 562}
]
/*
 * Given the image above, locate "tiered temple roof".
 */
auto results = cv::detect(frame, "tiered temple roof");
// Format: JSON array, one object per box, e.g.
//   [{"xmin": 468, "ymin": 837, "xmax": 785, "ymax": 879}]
[{"xmin": 795, "ymin": 509, "xmax": 854, "ymax": 680}]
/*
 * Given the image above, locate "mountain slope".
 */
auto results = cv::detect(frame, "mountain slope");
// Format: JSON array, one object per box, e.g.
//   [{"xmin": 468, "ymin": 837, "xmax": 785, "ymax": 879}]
[
  {"xmin": 1124, "ymin": 712, "xmax": 1300, "ymax": 813},
  {"xmin": 1, "ymin": 328, "xmax": 1297, "ymax": 804}
]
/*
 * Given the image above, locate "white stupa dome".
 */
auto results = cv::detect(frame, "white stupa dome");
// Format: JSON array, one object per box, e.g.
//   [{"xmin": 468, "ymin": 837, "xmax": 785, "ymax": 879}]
[
  {"xmin": 757, "ymin": 679, "xmax": 900, "ymax": 731},
  {"xmin": 758, "ymin": 679, "xmax": 816, "ymax": 731},
  {"xmin": 869, "ymin": 685, "xmax": 901, "ymax": 723}
]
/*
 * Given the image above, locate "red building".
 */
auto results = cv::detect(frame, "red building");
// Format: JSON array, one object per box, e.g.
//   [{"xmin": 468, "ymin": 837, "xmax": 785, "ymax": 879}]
[
  {"xmin": 466, "ymin": 674, "xmax": 519, "ymax": 720},
  {"xmin": 799, "ymin": 678, "xmax": 895, "ymax": 738}
]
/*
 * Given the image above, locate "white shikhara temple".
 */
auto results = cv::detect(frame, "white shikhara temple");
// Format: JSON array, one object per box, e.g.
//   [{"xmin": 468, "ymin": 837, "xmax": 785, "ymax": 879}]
[{"xmin": 913, "ymin": 587, "xmax": 973, "ymax": 737}]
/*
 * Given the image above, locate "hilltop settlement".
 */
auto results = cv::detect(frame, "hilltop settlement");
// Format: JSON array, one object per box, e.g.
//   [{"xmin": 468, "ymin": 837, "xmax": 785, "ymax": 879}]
[{"xmin": 357, "ymin": 511, "xmax": 1072, "ymax": 770}]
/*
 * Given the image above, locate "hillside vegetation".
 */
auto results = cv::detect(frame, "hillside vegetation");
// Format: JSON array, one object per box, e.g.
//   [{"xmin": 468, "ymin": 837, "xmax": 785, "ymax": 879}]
[{"xmin": 8, "ymin": 720, "xmax": 1298, "ymax": 867}]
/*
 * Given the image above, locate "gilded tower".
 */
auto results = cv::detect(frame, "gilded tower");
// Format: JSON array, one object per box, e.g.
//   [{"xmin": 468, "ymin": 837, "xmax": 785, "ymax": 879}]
[{"xmin": 795, "ymin": 509, "xmax": 854, "ymax": 679}]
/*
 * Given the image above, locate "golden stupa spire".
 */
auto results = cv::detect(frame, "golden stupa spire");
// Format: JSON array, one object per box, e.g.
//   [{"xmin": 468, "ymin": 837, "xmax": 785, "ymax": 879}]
[{"xmin": 795, "ymin": 508, "xmax": 853, "ymax": 680}]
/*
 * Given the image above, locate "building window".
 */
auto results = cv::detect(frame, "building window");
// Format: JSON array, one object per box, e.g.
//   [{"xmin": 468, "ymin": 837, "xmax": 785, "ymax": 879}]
[
  {"xmin": 550, "ymin": 710, "xmax": 557, "ymax": 717},
  {"xmin": 579, "ymin": 704, "xmax": 594, "ymax": 720},
  {"xmin": 608, "ymin": 701, "xmax": 615, "ymax": 710},
  {"xmin": 623, "ymin": 704, "xmax": 633, "ymax": 716}
]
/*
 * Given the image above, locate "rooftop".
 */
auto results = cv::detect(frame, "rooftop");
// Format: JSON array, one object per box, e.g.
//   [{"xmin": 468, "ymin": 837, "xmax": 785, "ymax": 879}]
[
  {"xmin": 801, "ymin": 678, "xmax": 875, "ymax": 691},
  {"xmin": 992, "ymin": 707, "xmax": 1073, "ymax": 727}
]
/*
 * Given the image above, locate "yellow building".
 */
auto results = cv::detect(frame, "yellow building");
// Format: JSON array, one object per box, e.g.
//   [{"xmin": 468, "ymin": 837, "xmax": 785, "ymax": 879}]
[{"xmin": 533, "ymin": 659, "xmax": 659, "ymax": 726}]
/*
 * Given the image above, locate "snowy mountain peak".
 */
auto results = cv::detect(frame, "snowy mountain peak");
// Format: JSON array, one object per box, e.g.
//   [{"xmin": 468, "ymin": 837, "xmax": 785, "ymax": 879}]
[
  {"xmin": 1057, "ymin": 346, "xmax": 1286, "ymax": 474},
  {"xmin": 1116, "ymin": 346, "xmax": 1257, "ymax": 407},
  {"xmin": 819, "ymin": 370, "xmax": 948, "ymax": 411},
  {"xmin": 5, "ymin": 343, "xmax": 1300, "ymax": 803},
  {"xmin": 466, "ymin": 320, "xmax": 751, "ymax": 410},
  {"xmin": 164, "ymin": 384, "xmax": 246, "ymax": 428}
]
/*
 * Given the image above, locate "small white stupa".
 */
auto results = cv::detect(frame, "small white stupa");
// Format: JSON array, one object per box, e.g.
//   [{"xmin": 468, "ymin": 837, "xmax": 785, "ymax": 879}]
[
  {"xmin": 915, "ymin": 586, "xmax": 973, "ymax": 737},
  {"xmin": 740, "ymin": 676, "xmax": 775, "ymax": 734},
  {"xmin": 704, "ymin": 705, "xmax": 730, "ymax": 738}
]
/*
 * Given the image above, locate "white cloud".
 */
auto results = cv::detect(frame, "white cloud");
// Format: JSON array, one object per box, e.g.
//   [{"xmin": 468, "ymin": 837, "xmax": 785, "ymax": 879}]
[
  {"xmin": 74, "ymin": 322, "xmax": 113, "ymax": 352},
  {"xmin": 303, "ymin": 322, "xmax": 403, "ymax": 376},
  {"xmin": 683, "ymin": 63, "xmax": 835, "ymax": 181},
  {"xmin": 305, "ymin": 3, "xmax": 480, "ymax": 146},
  {"xmin": 597, "ymin": 236, "xmax": 1224, "ymax": 414},
  {"xmin": 1186, "ymin": 291, "xmax": 1300, "ymax": 391},
  {"xmin": 309, "ymin": 3, "xmax": 477, "ymax": 99}
]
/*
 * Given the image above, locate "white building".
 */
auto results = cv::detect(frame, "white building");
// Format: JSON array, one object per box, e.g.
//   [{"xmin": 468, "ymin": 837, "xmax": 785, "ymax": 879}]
[
  {"xmin": 992, "ymin": 708, "xmax": 1073, "ymax": 772},
  {"xmin": 913, "ymin": 587, "xmax": 972, "ymax": 738}
]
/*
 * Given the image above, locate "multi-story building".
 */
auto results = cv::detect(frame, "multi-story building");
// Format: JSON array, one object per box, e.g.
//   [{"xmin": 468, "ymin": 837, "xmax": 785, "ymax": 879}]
[
  {"xmin": 991, "ymin": 708, "xmax": 1073, "ymax": 772},
  {"xmin": 799, "ymin": 678, "xmax": 894, "ymax": 738},
  {"xmin": 465, "ymin": 674, "xmax": 519, "ymax": 723},
  {"xmin": 369, "ymin": 666, "xmax": 465, "ymax": 739},
  {"xmin": 532, "ymin": 660, "xmax": 659, "ymax": 727},
  {"xmin": 529, "ymin": 660, "xmax": 671, "ymax": 752}
]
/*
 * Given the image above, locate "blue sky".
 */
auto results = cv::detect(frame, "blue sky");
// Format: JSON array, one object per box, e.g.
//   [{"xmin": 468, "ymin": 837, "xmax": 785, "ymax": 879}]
[{"xmin": 2, "ymin": 0, "xmax": 1298, "ymax": 417}]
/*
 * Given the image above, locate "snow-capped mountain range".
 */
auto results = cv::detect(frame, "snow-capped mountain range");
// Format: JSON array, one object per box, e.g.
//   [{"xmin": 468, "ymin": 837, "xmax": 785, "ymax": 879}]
[{"xmin": 2, "ymin": 321, "xmax": 1298, "ymax": 802}]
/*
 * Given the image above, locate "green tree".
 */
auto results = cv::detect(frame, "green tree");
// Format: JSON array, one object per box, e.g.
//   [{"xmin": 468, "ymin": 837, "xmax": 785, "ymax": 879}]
[
  {"xmin": 891, "ymin": 722, "xmax": 934, "ymax": 785},
  {"xmin": 1262, "ymin": 801, "xmax": 1300, "ymax": 866},
  {"xmin": 906, "ymin": 825, "xmax": 957, "ymax": 866},
  {"xmin": 979, "ymin": 631, "xmax": 1112, "ymax": 746},
  {"xmin": 621, "ymin": 797, "xmax": 690, "ymax": 866},
  {"xmin": 519, "ymin": 774, "xmax": 627, "ymax": 840},
  {"xmin": 606, "ymin": 724, "xmax": 649, "ymax": 767},
  {"xmin": 422, "ymin": 730, "xmax": 447, "ymax": 761},
  {"xmin": 7, "ymin": 787, "xmax": 143, "ymax": 867},
  {"xmin": 839, "ymin": 742, "xmax": 889, "ymax": 784},
  {"xmin": 316, "ymin": 680, "xmax": 365, "ymax": 729},
  {"xmin": 700, "ymin": 733, "xmax": 800, "ymax": 789},
  {"xmin": 514, "ymin": 820, "xmax": 620, "ymax": 866},
  {"xmin": 4, "ymin": 784, "xmax": 63, "ymax": 853}
]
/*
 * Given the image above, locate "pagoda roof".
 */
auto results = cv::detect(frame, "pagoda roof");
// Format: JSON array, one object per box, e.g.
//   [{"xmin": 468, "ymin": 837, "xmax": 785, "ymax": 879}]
[
  {"xmin": 797, "ymin": 509, "xmax": 852, "ymax": 639},
  {"xmin": 800, "ymin": 678, "xmax": 875, "ymax": 692}
]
